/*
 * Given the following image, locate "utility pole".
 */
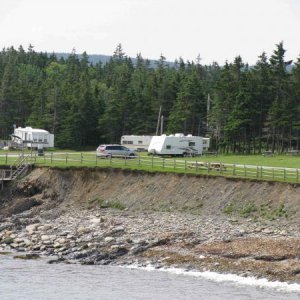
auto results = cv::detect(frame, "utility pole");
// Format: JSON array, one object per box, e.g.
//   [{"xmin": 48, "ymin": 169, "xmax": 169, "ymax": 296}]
[
  {"xmin": 207, "ymin": 94, "xmax": 211, "ymax": 132},
  {"xmin": 156, "ymin": 106, "xmax": 162, "ymax": 136},
  {"xmin": 160, "ymin": 115, "xmax": 164, "ymax": 135}
]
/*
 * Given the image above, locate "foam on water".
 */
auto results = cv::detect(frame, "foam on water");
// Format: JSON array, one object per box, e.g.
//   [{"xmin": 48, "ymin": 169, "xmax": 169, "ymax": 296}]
[{"xmin": 126, "ymin": 263, "xmax": 300, "ymax": 293}]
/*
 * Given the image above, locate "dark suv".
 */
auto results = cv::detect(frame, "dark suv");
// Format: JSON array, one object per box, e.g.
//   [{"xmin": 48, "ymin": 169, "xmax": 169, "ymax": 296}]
[{"xmin": 96, "ymin": 144, "xmax": 137, "ymax": 158}]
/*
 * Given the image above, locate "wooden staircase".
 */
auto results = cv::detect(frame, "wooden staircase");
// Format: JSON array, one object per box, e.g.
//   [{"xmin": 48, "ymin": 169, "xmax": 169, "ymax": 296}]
[{"xmin": 1, "ymin": 155, "xmax": 31, "ymax": 189}]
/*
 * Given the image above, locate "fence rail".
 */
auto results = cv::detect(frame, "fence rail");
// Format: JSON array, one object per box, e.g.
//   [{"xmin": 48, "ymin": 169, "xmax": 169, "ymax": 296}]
[{"xmin": 1, "ymin": 152, "xmax": 300, "ymax": 183}]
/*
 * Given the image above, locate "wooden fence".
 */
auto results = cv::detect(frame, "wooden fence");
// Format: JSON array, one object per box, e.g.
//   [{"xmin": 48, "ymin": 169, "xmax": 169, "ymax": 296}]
[{"xmin": 1, "ymin": 152, "xmax": 300, "ymax": 183}]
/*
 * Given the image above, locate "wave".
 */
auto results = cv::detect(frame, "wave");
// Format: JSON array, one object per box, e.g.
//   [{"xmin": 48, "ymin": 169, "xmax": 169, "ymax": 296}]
[{"xmin": 125, "ymin": 263, "xmax": 300, "ymax": 293}]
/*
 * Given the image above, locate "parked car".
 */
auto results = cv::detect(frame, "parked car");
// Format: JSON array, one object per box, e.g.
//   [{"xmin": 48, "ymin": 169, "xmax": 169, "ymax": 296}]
[{"xmin": 96, "ymin": 144, "xmax": 137, "ymax": 158}]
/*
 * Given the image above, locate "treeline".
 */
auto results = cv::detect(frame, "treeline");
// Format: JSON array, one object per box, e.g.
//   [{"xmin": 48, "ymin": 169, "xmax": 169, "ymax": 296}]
[{"xmin": 0, "ymin": 43, "xmax": 300, "ymax": 153}]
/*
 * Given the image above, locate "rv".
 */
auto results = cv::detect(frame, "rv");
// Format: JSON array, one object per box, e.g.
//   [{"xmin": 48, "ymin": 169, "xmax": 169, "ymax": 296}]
[
  {"xmin": 121, "ymin": 135, "xmax": 153, "ymax": 151},
  {"xmin": 148, "ymin": 133, "xmax": 206, "ymax": 156},
  {"xmin": 11, "ymin": 127, "xmax": 54, "ymax": 149}
]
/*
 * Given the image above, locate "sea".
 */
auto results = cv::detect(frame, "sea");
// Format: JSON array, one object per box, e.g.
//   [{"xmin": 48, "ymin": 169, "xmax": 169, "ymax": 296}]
[{"xmin": 0, "ymin": 254, "xmax": 299, "ymax": 300}]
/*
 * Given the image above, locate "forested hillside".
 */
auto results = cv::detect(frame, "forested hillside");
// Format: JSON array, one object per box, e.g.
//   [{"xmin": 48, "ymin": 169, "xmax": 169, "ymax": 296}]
[{"xmin": 0, "ymin": 42, "xmax": 299, "ymax": 153}]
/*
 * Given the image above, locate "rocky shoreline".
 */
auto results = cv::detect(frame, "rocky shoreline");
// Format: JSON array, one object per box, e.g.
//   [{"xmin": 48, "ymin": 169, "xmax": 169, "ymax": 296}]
[
  {"xmin": 0, "ymin": 167, "xmax": 300, "ymax": 284},
  {"xmin": 1, "ymin": 205, "xmax": 300, "ymax": 283}
]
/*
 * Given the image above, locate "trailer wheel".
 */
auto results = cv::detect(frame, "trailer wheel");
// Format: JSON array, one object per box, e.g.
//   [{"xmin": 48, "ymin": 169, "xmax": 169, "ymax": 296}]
[{"xmin": 182, "ymin": 152, "xmax": 188, "ymax": 157}]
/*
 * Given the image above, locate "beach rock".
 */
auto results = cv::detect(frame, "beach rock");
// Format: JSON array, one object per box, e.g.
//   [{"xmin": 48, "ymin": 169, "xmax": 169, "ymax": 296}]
[
  {"xmin": 104, "ymin": 237, "xmax": 115, "ymax": 243},
  {"xmin": 90, "ymin": 218, "xmax": 101, "ymax": 225},
  {"xmin": 111, "ymin": 226, "xmax": 125, "ymax": 233},
  {"xmin": 77, "ymin": 226, "xmax": 90, "ymax": 234},
  {"xmin": 26, "ymin": 223, "xmax": 40, "ymax": 234}
]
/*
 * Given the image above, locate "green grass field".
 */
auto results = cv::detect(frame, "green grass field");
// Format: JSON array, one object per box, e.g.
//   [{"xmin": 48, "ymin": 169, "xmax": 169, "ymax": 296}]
[
  {"xmin": 193, "ymin": 153, "xmax": 300, "ymax": 168},
  {"xmin": 1, "ymin": 150, "xmax": 300, "ymax": 183},
  {"xmin": 1, "ymin": 150, "xmax": 300, "ymax": 168}
]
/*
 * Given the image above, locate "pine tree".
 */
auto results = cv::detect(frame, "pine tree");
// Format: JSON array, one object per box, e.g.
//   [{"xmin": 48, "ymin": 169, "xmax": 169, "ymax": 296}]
[{"xmin": 267, "ymin": 42, "xmax": 293, "ymax": 152}]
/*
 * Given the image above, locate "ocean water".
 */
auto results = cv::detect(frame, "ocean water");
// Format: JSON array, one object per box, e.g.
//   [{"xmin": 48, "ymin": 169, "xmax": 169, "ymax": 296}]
[{"xmin": 0, "ymin": 254, "xmax": 299, "ymax": 300}]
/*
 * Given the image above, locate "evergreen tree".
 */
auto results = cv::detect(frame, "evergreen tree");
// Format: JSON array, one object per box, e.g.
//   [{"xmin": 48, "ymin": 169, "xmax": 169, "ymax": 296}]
[
  {"xmin": 0, "ymin": 47, "xmax": 19, "ymax": 138},
  {"xmin": 267, "ymin": 42, "xmax": 293, "ymax": 152},
  {"xmin": 168, "ymin": 67, "xmax": 206, "ymax": 135}
]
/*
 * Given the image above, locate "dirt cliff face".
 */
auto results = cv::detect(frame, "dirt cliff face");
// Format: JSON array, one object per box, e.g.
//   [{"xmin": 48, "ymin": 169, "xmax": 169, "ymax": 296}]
[
  {"xmin": 1, "ymin": 167, "xmax": 300, "ymax": 283},
  {"xmin": 1, "ymin": 167, "xmax": 299, "ymax": 222}
]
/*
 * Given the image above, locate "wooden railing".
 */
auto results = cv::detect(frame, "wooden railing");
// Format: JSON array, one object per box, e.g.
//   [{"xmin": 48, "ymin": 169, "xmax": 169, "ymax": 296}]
[
  {"xmin": 1, "ymin": 152, "xmax": 300, "ymax": 183},
  {"xmin": 0, "ymin": 154, "xmax": 31, "ymax": 188}
]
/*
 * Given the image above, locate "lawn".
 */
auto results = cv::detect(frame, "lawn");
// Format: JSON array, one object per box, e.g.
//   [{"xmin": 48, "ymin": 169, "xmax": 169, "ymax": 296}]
[
  {"xmin": 2, "ymin": 150, "xmax": 300, "ymax": 183},
  {"xmin": 1, "ymin": 150, "xmax": 300, "ymax": 169},
  {"xmin": 194, "ymin": 153, "xmax": 300, "ymax": 169}
]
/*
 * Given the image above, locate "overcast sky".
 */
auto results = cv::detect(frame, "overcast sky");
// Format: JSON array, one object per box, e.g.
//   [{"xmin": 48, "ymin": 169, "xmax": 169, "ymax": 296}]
[{"xmin": 1, "ymin": 0, "xmax": 300, "ymax": 65}]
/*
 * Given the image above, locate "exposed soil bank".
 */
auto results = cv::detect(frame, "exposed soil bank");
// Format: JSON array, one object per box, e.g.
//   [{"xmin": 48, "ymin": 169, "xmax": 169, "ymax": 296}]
[{"xmin": 0, "ymin": 167, "xmax": 300, "ymax": 283}]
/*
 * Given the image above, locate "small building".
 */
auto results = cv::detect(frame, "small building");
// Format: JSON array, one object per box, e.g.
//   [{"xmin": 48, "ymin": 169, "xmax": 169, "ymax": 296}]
[
  {"xmin": 11, "ymin": 127, "xmax": 54, "ymax": 149},
  {"xmin": 120, "ymin": 135, "xmax": 153, "ymax": 151}
]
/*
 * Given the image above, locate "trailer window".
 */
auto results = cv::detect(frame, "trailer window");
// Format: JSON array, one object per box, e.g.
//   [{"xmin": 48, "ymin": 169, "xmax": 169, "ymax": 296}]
[
  {"xmin": 166, "ymin": 145, "xmax": 171, "ymax": 149},
  {"xmin": 189, "ymin": 142, "xmax": 195, "ymax": 146},
  {"xmin": 138, "ymin": 140, "xmax": 142, "ymax": 144},
  {"xmin": 203, "ymin": 140, "xmax": 207, "ymax": 145}
]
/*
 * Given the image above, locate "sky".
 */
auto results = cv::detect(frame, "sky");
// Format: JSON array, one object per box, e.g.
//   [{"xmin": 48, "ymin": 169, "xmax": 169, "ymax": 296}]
[{"xmin": 0, "ymin": 0, "xmax": 300, "ymax": 65}]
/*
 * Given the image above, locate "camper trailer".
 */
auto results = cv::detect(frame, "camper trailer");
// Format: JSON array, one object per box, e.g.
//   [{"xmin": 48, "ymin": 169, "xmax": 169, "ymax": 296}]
[
  {"xmin": 121, "ymin": 135, "xmax": 153, "ymax": 151},
  {"xmin": 148, "ymin": 133, "xmax": 205, "ymax": 156},
  {"xmin": 11, "ymin": 127, "xmax": 54, "ymax": 149}
]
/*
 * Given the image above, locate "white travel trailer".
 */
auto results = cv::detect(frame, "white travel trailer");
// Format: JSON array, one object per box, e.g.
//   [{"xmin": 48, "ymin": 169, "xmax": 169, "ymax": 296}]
[
  {"xmin": 148, "ymin": 133, "xmax": 205, "ymax": 156},
  {"xmin": 11, "ymin": 127, "xmax": 54, "ymax": 149},
  {"xmin": 121, "ymin": 135, "xmax": 153, "ymax": 151}
]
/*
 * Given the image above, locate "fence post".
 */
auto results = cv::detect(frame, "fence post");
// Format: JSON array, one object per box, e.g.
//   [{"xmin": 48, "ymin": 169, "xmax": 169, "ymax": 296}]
[
  {"xmin": 256, "ymin": 166, "xmax": 258, "ymax": 178},
  {"xmin": 5, "ymin": 153, "xmax": 7, "ymax": 164},
  {"xmin": 297, "ymin": 169, "xmax": 299, "ymax": 182},
  {"xmin": 162, "ymin": 158, "xmax": 165, "ymax": 169},
  {"xmin": 174, "ymin": 158, "xmax": 176, "ymax": 170},
  {"xmin": 125, "ymin": 156, "xmax": 127, "ymax": 166},
  {"xmin": 51, "ymin": 152, "xmax": 53, "ymax": 163},
  {"xmin": 233, "ymin": 164, "xmax": 236, "ymax": 176},
  {"xmin": 244, "ymin": 164, "xmax": 246, "ymax": 177},
  {"xmin": 152, "ymin": 155, "xmax": 154, "ymax": 169},
  {"xmin": 81, "ymin": 153, "xmax": 83, "ymax": 164},
  {"xmin": 65, "ymin": 153, "xmax": 68, "ymax": 164},
  {"xmin": 283, "ymin": 168, "xmax": 286, "ymax": 181},
  {"xmin": 208, "ymin": 162, "xmax": 211, "ymax": 174},
  {"xmin": 195, "ymin": 160, "xmax": 198, "ymax": 172},
  {"xmin": 272, "ymin": 168, "xmax": 275, "ymax": 180},
  {"xmin": 138, "ymin": 156, "xmax": 141, "ymax": 167},
  {"xmin": 260, "ymin": 166, "xmax": 263, "ymax": 178}
]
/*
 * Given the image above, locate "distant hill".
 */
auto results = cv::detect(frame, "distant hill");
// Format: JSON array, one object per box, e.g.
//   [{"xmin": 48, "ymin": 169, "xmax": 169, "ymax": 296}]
[
  {"xmin": 51, "ymin": 53, "xmax": 295, "ymax": 71},
  {"xmin": 53, "ymin": 53, "xmax": 111, "ymax": 65},
  {"xmin": 52, "ymin": 52, "xmax": 174, "ymax": 67}
]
